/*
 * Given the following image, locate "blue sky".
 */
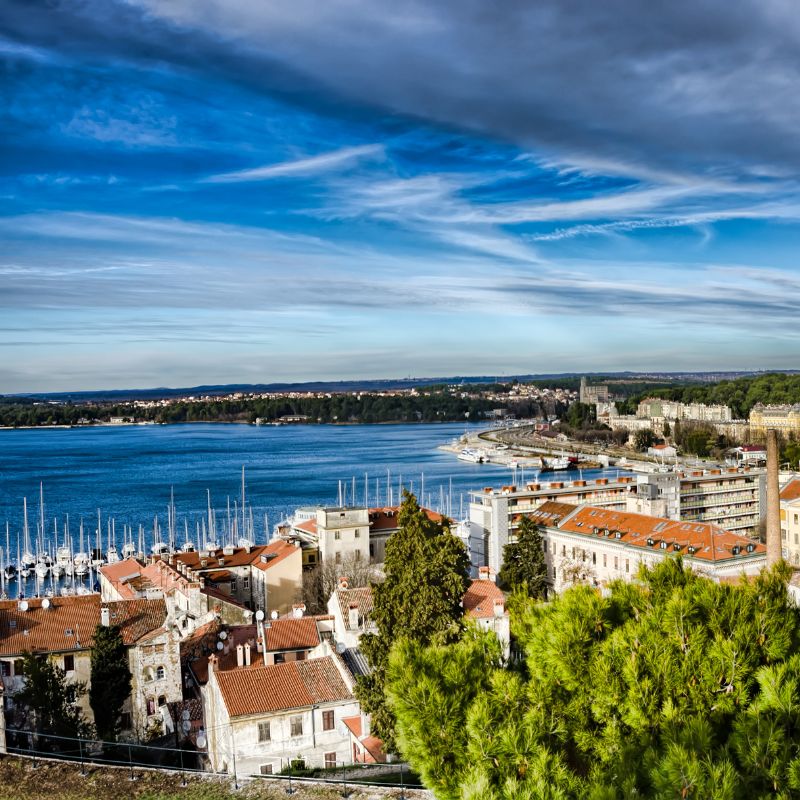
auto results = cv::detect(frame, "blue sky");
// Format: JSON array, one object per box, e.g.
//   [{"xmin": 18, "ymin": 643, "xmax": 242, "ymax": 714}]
[{"xmin": 2, "ymin": 1, "xmax": 800, "ymax": 392}]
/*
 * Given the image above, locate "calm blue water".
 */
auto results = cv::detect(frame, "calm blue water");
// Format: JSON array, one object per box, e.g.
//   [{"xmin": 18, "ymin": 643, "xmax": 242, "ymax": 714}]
[{"xmin": 0, "ymin": 422, "xmax": 624, "ymax": 556}]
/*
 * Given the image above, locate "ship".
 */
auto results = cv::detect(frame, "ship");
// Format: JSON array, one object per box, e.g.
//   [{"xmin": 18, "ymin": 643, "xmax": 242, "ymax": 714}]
[
  {"xmin": 540, "ymin": 455, "xmax": 576, "ymax": 472},
  {"xmin": 458, "ymin": 448, "xmax": 486, "ymax": 463}
]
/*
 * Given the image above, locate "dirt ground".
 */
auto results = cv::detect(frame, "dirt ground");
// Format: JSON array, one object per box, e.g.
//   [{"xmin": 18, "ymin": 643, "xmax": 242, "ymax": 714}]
[{"xmin": 0, "ymin": 756, "xmax": 427, "ymax": 800}]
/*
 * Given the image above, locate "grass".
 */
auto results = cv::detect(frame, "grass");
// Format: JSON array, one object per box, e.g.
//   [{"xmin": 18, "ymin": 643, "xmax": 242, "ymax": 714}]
[{"xmin": 0, "ymin": 756, "xmax": 426, "ymax": 800}]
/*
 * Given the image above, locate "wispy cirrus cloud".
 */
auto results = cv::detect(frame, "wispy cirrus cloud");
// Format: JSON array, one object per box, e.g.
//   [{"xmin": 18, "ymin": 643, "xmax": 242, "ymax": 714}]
[{"xmin": 203, "ymin": 144, "xmax": 384, "ymax": 183}]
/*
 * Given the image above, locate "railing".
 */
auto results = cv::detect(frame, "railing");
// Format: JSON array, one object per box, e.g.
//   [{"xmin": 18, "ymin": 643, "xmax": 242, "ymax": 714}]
[{"xmin": 2, "ymin": 726, "xmax": 424, "ymax": 794}]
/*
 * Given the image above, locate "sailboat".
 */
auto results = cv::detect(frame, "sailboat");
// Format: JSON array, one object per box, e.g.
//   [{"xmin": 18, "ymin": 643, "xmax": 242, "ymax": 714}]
[
  {"xmin": 50, "ymin": 519, "xmax": 65, "ymax": 578},
  {"xmin": 4, "ymin": 524, "xmax": 16, "ymax": 582},
  {"xmin": 74, "ymin": 519, "xmax": 90, "ymax": 577},
  {"xmin": 20, "ymin": 498, "xmax": 36, "ymax": 573},
  {"xmin": 121, "ymin": 525, "xmax": 137, "ymax": 560},
  {"xmin": 91, "ymin": 510, "xmax": 105, "ymax": 568},
  {"xmin": 106, "ymin": 518, "xmax": 120, "ymax": 564}
]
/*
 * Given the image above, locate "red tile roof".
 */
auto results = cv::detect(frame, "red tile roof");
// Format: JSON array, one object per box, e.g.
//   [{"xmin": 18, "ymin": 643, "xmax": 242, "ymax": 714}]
[
  {"xmin": 251, "ymin": 539, "xmax": 301, "ymax": 572},
  {"xmin": 463, "ymin": 580, "xmax": 505, "ymax": 619},
  {"xmin": 214, "ymin": 656, "xmax": 352, "ymax": 717},
  {"xmin": 336, "ymin": 587, "xmax": 374, "ymax": 630},
  {"xmin": 781, "ymin": 478, "xmax": 800, "ymax": 503},
  {"xmin": 0, "ymin": 595, "xmax": 166, "ymax": 655},
  {"xmin": 342, "ymin": 715, "xmax": 387, "ymax": 763},
  {"xmin": 295, "ymin": 519, "xmax": 318, "ymax": 535},
  {"xmin": 263, "ymin": 617, "xmax": 320, "ymax": 652},
  {"xmin": 529, "ymin": 501, "xmax": 766, "ymax": 563}
]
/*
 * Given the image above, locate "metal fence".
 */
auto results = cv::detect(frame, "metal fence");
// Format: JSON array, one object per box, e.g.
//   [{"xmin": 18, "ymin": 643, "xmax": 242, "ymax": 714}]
[{"xmin": 3, "ymin": 726, "xmax": 424, "ymax": 794}]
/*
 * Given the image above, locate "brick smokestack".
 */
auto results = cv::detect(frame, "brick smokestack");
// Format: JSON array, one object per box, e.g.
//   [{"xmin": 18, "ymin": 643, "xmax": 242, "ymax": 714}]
[{"xmin": 766, "ymin": 428, "xmax": 781, "ymax": 566}]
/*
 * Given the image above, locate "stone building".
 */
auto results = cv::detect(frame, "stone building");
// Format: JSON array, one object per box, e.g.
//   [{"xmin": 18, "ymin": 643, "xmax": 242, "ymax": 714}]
[{"xmin": 750, "ymin": 404, "xmax": 800, "ymax": 437}]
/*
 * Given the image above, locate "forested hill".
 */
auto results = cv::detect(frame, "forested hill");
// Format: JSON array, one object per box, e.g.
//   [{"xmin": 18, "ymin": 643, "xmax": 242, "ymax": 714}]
[{"xmin": 626, "ymin": 372, "xmax": 800, "ymax": 418}]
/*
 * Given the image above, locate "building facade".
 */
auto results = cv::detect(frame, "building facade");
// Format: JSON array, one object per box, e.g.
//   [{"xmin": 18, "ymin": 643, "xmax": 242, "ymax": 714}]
[{"xmin": 750, "ymin": 404, "xmax": 800, "ymax": 436}]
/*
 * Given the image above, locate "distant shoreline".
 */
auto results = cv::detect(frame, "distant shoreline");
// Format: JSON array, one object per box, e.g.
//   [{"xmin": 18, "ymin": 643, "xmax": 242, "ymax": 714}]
[{"xmin": 0, "ymin": 419, "xmax": 480, "ymax": 431}]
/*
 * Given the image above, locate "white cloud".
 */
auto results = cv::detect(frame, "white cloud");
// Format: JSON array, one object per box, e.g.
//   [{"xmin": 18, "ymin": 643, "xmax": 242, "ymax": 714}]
[{"xmin": 204, "ymin": 144, "xmax": 384, "ymax": 183}]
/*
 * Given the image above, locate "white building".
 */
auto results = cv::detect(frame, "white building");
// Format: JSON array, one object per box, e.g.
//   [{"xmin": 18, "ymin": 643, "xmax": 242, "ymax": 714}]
[
  {"xmin": 462, "ymin": 571, "xmax": 510, "ymax": 657},
  {"xmin": 202, "ymin": 653, "xmax": 359, "ymax": 776},
  {"xmin": 328, "ymin": 584, "xmax": 375, "ymax": 650},
  {"xmin": 527, "ymin": 501, "xmax": 767, "ymax": 594}
]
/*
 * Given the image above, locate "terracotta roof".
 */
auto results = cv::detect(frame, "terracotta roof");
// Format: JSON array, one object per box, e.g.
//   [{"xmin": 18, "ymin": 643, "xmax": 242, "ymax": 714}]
[
  {"xmin": 251, "ymin": 539, "xmax": 301, "ymax": 572},
  {"xmin": 263, "ymin": 617, "xmax": 320, "ymax": 652},
  {"xmin": 342, "ymin": 715, "xmax": 387, "ymax": 763},
  {"xmin": 0, "ymin": 596, "xmax": 166, "ymax": 655},
  {"xmin": 104, "ymin": 599, "xmax": 167, "ymax": 645},
  {"xmin": 336, "ymin": 587, "xmax": 374, "ymax": 630},
  {"xmin": 530, "ymin": 501, "xmax": 765, "ymax": 563},
  {"xmin": 295, "ymin": 519, "xmax": 318, "ymax": 535},
  {"xmin": 781, "ymin": 479, "xmax": 800, "ymax": 503},
  {"xmin": 204, "ymin": 569, "xmax": 233, "ymax": 582},
  {"xmin": 214, "ymin": 656, "xmax": 352, "ymax": 717},
  {"xmin": 463, "ymin": 580, "xmax": 506, "ymax": 619},
  {"xmin": 171, "ymin": 545, "xmax": 272, "ymax": 570},
  {"xmin": 525, "ymin": 502, "xmax": 579, "ymax": 526},
  {"xmin": 368, "ymin": 506, "xmax": 443, "ymax": 532}
]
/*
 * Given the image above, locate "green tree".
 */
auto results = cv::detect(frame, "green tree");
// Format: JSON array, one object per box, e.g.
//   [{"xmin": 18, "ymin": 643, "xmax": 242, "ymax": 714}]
[
  {"xmin": 498, "ymin": 515, "xmax": 548, "ymax": 599},
  {"xmin": 356, "ymin": 491, "xmax": 470, "ymax": 753},
  {"xmin": 387, "ymin": 559, "xmax": 800, "ymax": 799},
  {"xmin": 89, "ymin": 624, "xmax": 132, "ymax": 741},
  {"xmin": 15, "ymin": 652, "xmax": 93, "ymax": 740},
  {"xmin": 633, "ymin": 428, "xmax": 657, "ymax": 451}
]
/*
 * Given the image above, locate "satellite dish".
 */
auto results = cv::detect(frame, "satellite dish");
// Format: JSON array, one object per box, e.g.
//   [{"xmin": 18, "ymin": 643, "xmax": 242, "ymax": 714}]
[
  {"xmin": 196, "ymin": 730, "xmax": 207, "ymax": 750},
  {"xmin": 41, "ymin": 598, "xmax": 51, "ymax": 610},
  {"xmin": 18, "ymin": 600, "xmax": 28, "ymax": 612},
  {"xmin": 255, "ymin": 610, "xmax": 265, "ymax": 622},
  {"xmin": 270, "ymin": 610, "xmax": 278, "ymax": 620},
  {"xmin": 218, "ymin": 630, "xmax": 228, "ymax": 640},
  {"xmin": 336, "ymin": 641, "xmax": 346, "ymax": 654},
  {"xmin": 293, "ymin": 607, "xmax": 303, "ymax": 619},
  {"xmin": 216, "ymin": 641, "xmax": 224, "ymax": 651}
]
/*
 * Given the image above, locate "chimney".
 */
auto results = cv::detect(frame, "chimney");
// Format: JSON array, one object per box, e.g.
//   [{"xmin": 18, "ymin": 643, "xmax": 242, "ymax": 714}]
[
  {"xmin": 101, "ymin": 607, "xmax": 110, "ymax": 627},
  {"xmin": 766, "ymin": 428, "xmax": 781, "ymax": 566},
  {"xmin": 361, "ymin": 712, "xmax": 370, "ymax": 737},
  {"xmin": 244, "ymin": 642, "xmax": 251, "ymax": 666},
  {"xmin": 348, "ymin": 603, "xmax": 360, "ymax": 629},
  {"xmin": 478, "ymin": 566, "xmax": 492, "ymax": 582},
  {"xmin": 338, "ymin": 576, "xmax": 349, "ymax": 590},
  {"xmin": 493, "ymin": 599, "xmax": 505, "ymax": 617},
  {"xmin": 236, "ymin": 644, "xmax": 244, "ymax": 667}
]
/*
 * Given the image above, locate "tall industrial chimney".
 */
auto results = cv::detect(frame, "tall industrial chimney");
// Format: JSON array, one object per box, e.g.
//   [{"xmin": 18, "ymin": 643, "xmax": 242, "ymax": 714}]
[{"xmin": 766, "ymin": 428, "xmax": 781, "ymax": 566}]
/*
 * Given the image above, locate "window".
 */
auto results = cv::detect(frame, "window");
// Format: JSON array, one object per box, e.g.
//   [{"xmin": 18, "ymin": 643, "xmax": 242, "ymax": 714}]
[
  {"xmin": 614, "ymin": 556, "xmax": 619, "ymax": 570},
  {"xmin": 603, "ymin": 554, "xmax": 607, "ymax": 568},
  {"xmin": 231, "ymin": 578, "xmax": 237, "ymax": 591},
  {"xmin": 274, "ymin": 653, "xmax": 285, "ymax": 665},
  {"xmin": 369, "ymin": 544, "xmax": 374, "ymax": 557},
  {"xmin": 146, "ymin": 698, "xmax": 156, "ymax": 716},
  {"xmin": 592, "ymin": 552, "xmax": 596, "ymax": 565},
  {"xmin": 322, "ymin": 710, "xmax": 334, "ymax": 731},
  {"xmin": 290, "ymin": 716, "xmax": 303, "ymax": 737},
  {"xmin": 64, "ymin": 654, "xmax": 75, "ymax": 672},
  {"xmin": 0, "ymin": 662, "xmax": 10, "ymax": 678},
  {"xmin": 625, "ymin": 559, "xmax": 630, "ymax": 574},
  {"xmin": 354, "ymin": 551, "xmax": 361, "ymax": 562},
  {"xmin": 260, "ymin": 765, "xmax": 273, "ymax": 775},
  {"xmin": 308, "ymin": 553, "xmax": 316, "ymax": 564},
  {"xmin": 120, "ymin": 712, "xmax": 132, "ymax": 730},
  {"xmin": 324, "ymin": 753, "xmax": 337, "ymax": 769},
  {"xmin": 334, "ymin": 531, "xmax": 341, "ymax": 540},
  {"xmin": 354, "ymin": 529, "xmax": 360, "ymax": 538},
  {"xmin": 243, "ymin": 576, "xmax": 250, "ymax": 590},
  {"xmin": 158, "ymin": 695, "xmax": 167, "ymax": 707},
  {"xmin": 561, "ymin": 545, "xmax": 566, "ymax": 557},
  {"xmin": 156, "ymin": 666, "xmax": 165, "ymax": 680},
  {"xmin": 258, "ymin": 721, "xmax": 271, "ymax": 742},
  {"xmin": 335, "ymin": 552, "xmax": 341, "ymax": 564},
  {"xmin": 13, "ymin": 660, "xmax": 23, "ymax": 677}
]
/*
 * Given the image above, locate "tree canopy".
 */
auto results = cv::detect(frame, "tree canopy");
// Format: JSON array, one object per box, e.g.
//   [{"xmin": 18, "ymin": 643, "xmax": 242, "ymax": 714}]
[
  {"xmin": 15, "ymin": 653, "xmax": 93, "ymax": 740},
  {"xmin": 355, "ymin": 491, "xmax": 470, "ymax": 753},
  {"xmin": 387, "ymin": 558, "xmax": 800, "ymax": 799},
  {"xmin": 89, "ymin": 624, "xmax": 132, "ymax": 741},
  {"xmin": 498, "ymin": 515, "xmax": 548, "ymax": 599}
]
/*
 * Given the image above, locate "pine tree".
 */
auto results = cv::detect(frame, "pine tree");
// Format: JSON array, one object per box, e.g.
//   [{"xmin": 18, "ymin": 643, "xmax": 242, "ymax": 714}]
[
  {"xmin": 387, "ymin": 558, "xmax": 800, "ymax": 798},
  {"xmin": 497, "ymin": 514, "xmax": 548, "ymax": 598},
  {"xmin": 356, "ymin": 491, "xmax": 470, "ymax": 753},
  {"xmin": 89, "ymin": 624, "xmax": 132, "ymax": 742},
  {"xmin": 16, "ymin": 653, "xmax": 93, "ymax": 740}
]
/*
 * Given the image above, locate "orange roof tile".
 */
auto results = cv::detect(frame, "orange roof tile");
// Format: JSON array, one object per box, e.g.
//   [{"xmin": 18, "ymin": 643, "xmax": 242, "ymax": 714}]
[
  {"xmin": 463, "ymin": 580, "xmax": 505, "ymax": 619},
  {"xmin": 251, "ymin": 539, "xmax": 301, "ymax": 572},
  {"xmin": 531, "ymin": 502, "xmax": 765, "ymax": 563},
  {"xmin": 781, "ymin": 478, "xmax": 800, "ymax": 503},
  {"xmin": 0, "ymin": 596, "xmax": 166, "ymax": 655},
  {"xmin": 295, "ymin": 519, "xmax": 318, "ymax": 535},
  {"xmin": 263, "ymin": 617, "xmax": 320, "ymax": 652},
  {"xmin": 214, "ymin": 656, "xmax": 351, "ymax": 717},
  {"xmin": 342, "ymin": 715, "xmax": 387, "ymax": 763}
]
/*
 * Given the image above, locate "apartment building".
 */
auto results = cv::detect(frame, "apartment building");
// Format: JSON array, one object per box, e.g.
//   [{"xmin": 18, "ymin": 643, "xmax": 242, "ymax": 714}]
[
  {"xmin": 469, "ymin": 477, "xmax": 637, "ymax": 574},
  {"xmin": 636, "ymin": 398, "xmax": 733, "ymax": 422},
  {"xmin": 780, "ymin": 478, "xmax": 800, "ymax": 565},
  {"xmin": 528, "ymin": 502, "xmax": 766, "ymax": 593}
]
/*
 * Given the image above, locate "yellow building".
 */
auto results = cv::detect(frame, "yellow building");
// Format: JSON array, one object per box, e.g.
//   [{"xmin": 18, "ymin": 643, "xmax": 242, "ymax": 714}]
[{"xmin": 750, "ymin": 404, "xmax": 800, "ymax": 436}]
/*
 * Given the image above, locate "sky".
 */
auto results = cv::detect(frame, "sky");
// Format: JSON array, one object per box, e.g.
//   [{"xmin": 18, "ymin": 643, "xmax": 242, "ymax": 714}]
[{"xmin": 2, "ymin": 1, "xmax": 800, "ymax": 392}]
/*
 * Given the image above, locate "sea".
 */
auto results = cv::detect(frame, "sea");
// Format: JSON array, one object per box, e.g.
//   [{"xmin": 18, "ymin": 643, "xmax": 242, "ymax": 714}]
[{"xmin": 0, "ymin": 422, "xmax": 626, "ymax": 581}]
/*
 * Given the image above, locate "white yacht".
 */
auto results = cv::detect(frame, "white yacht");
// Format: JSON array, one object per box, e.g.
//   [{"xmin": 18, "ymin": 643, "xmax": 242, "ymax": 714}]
[{"xmin": 458, "ymin": 448, "xmax": 486, "ymax": 463}]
